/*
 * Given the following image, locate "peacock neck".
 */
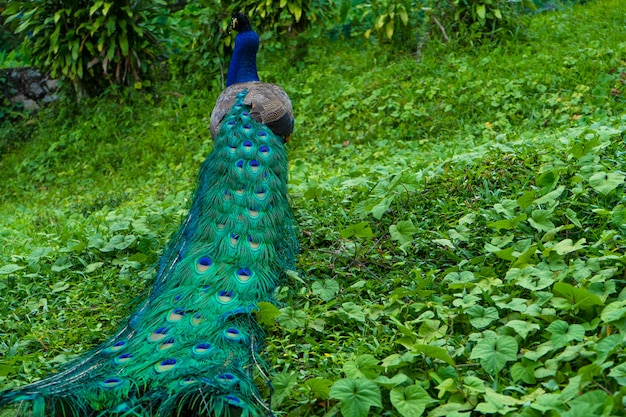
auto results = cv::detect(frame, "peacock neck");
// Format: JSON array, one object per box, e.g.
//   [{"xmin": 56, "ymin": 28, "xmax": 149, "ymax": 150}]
[{"xmin": 226, "ymin": 30, "xmax": 260, "ymax": 87}]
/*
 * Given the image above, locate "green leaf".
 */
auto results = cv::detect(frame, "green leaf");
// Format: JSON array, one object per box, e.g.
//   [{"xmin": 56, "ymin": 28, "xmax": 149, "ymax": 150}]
[
  {"xmin": 562, "ymin": 390, "xmax": 609, "ymax": 417},
  {"xmin": 470, "ymin": 336, "xmax": 518, "ymax": 375},
  {"xmin": 553, "ymin": 282, "xmax": 603, "ymax": 309},
  {"xmin": 119, "ymin": 34, "xmax": 129, "ymax": 57},
  {"xmin": 550, "ymin": 238, "xmax": 587, "ymax": 255},
  {"xmin": 476, "ymin": 4, "xmax": 486, "ymax": 20},
  {"xmin": 89, "ymin": 1, "xmax": 103, "ymax": 16},
  {"xmin": 330, "ymin": 378, "xmax": 382, "ymax": 417},
  {"xmin": 103, "ymin": 1, "xmax": 113, "ymax": 15},
  {"xmin": 466, "ymin": 305, "xmax": 499, "ymax": 329},
  {"xmin": 505, "ymin": 320, "xmax": 540, "ymax": 339},
  {"xmin": 593, "ymin": 334, "xmax": 623, "ymax": 363},
  {"xmin": 534, "ymin": 185, "xmax": 564, "ymax": 205},
  {"xmin": 54, "ymin": 9, "xmax": 65, "ymax": 24},
  {"xmin": 411, "ymin": 344, "xmax": 455, "ymax": 366},
  {"xmin": 510, "ymin": 362, "xmax": 536, "ymax": 384},
  {"xmin": 601, "ymin": 300, "xmax": 626, "ymax": 322},
  {"xmin": 101, "ymin": 235, "xmax": 136, "ymax": 252},
  {"xmin": 272, "ymin": 372, "xmax": 298, "ymax": 407},
  {"xmin": 0, "ymin": 264, "xmax": 25, "ymax": 274},
  {"xmin": 340, "ymin": 222, "xmax": 373, "ymax": 239},
  {"xmin": 528, "ymin": 209, "xmax": 555, "ymax": 232},
  {"xmin": 507, "ymin": 266, "xmax": 554, "ymax": 291},
  {"xmin": 304, "ymin": 378, "xmax": 333, "ymax": 399},
  {"xmin": 256, "ymin": 301, "xmax": 281, "ymax": 326},
  {"xmin": 608, "ymin": 362, "xmax": 626, "ymax": 385},
  {"xmin": 374, "ymin": 374, "xmax": 411, "ymax": 388},
  {"xmin": 390, "ymin": 220, "xmax": 419, "ymax": 245},
  {"xmin": 343, "ymin": 354, "xmax": 381, "ymax": 379},
  {"xmin": 547, "ymin": 320, "xmax": 585, "ymax": 347},
  {"xmin": 0, "ymin": 365, "xmax": 15, "ymax": 376},
  {"xmin": 277, "ymin": 307, "xmax": 307, "ymax": 330},
  {"xmin": 312, "ymin": 279, "xmax": 340, "ymax": 302},
  {"xmin": 390, "ymin": 384, "xmax": 435, "ymax": 417},
  {"xmin": 51, "ymin": 281, "xmax": 70, "ymax": 293},
  {"xmin": 462, "ymin": 376, "xmax": 486, "ymax": 393},
  {"xmin": 340, "ymin": 302, "xmax": 366, "ymax": 322},
  {"xmin": 588, "ymin": 171, "xmax": 624, "ymax": 194}
]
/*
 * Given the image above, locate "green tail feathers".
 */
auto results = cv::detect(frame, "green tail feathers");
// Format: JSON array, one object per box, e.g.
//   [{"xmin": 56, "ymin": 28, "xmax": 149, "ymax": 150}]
[{"xmin": 0, "ymin": 90, "xmax": 298, "ymax": 416}]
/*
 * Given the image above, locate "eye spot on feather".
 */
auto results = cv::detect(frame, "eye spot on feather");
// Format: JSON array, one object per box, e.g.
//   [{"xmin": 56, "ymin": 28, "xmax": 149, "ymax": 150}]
[
  {"xmin": 148, "ymin": 327, "xmax": 169, "ymax": 342},
  {"xmin": 167, "ymin": 308, "xmax": 185, "ymax": 322},
  {"xmin": 257, "ymin": 131, "xmax": 268, "ymax": 140},
  {"xmin": 247, "ymin": 235, "xmax": 260, "ymax": 250},
  {"xmin": 255, "ymin": 187, "xmax": 267, "ymax": 199},
  {"xmin": 223, "ymin": 190, "xmax": 233, "ymax": 201},
  {"xmin": 228, "ymin": 144, "xmax": 238, "ymax": 153},
  {"xmin": 243, "ymin": 140, "xmax": 253, "ymax": 151},
  {"xmin": 196, "ymin": 257, "xmax": 213, "ymax": 273},
  {"xmin": 192, "ymin": 343, "xmax": 212, "ymax": 355},
  {"xmin": 236, "ymin": 160, "xmax": 244, "ymax": 172},
  {"xmin": 249, "ymin": 159, "xmax": 260, "ymax": 173},
  {"xmin": 234, "ymin": 186, "xmax": 245, "ymax": 196},
  {"xmin": 100, "ymin": 378, "xmax": 125, "ymax": 388},
  {"xmin": 226, "ymin": 395, "xmax": 243, "ymax": 406},
  {"xmin": 218, "ymin": 373, "xmax": 238, "ymax": 386},
  {"xmin": 159, "ymin": 338, "xmax": 175, "ymax": 351},
  {"xmin": 155, "ymin": 358, "xmax": 178, "ymax": 373},
  {"xmin": 217, "ymin": 290, "xmax": 234, "ymax": 303},
  {"xmin": 179, "ymin": 377, "xmax": 196, "ymax": 386},
  {"xmin": 224, "ymin": 327, "xmax": 243, "ymax": 341},
  {"xmin": 106, "ymin": 340, "xmax": 126, "ymax": 353},
  {"xmin": 248, "ymin": 207, "xmax": 260, "ymax": 218},
  {"xmin": 236, "ymin": 268, "xmax": 252, "ymax": 283},
  {"xmin": 259, "ymin": 145, "xmax": 270, "ymax": 156},
  {"xmin": 114, "ymin": 353, "xmax": 133, "ymax": 365},
  {"xmin": 230, "ymin": 233, "xmax": 239, "ymax": 247},
  {"xmin": 191, "ymin": 314, "xmax": 205, "ymax": 326}
]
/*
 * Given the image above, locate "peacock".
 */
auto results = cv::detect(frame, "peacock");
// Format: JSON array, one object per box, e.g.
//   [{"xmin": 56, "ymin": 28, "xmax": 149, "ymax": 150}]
[{"xmin": 0, "ymin": 12, "xmax": 297, "ymax": 417}]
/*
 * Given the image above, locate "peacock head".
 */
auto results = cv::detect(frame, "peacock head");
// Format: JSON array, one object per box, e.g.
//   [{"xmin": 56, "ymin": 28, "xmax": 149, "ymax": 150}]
[{"xmin": 231, "ymin": 12, "xmax": 253, "ymax": 33}]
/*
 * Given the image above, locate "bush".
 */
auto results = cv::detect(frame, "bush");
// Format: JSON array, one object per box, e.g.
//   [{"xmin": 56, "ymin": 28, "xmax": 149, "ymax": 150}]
[
  {"xmin": 2, "ymin": 0, "xmax": 171, "ymax": 98},
  {"xmin": 167, "ymin": 0, "xmax": 339, "ymax": 89}
]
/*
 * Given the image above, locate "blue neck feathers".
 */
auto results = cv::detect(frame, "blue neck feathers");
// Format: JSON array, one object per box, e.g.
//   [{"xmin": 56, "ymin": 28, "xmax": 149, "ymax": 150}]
[{"xmin": 226, "ymin": 30, "xmax": 260, "ymax": 87}]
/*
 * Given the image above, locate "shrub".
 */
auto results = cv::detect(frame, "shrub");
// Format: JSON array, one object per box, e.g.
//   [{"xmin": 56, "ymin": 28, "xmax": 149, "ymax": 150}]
[{"xmin": 2, "ymin": 0, "xmax": 171, "ymax": 98}]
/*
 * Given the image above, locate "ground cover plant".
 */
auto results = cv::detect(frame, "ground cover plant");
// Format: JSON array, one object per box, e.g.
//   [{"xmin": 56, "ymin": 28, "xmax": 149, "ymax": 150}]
[{"xmin": 1, "ymin": 0, "xmax": 626, "ymax": 416}]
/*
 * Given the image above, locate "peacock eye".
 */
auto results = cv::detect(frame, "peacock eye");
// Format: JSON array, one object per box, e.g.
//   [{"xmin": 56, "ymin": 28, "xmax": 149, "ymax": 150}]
[
  {"xmin": 100, "ymin": 378, "xmax": 125, "ymax": 388},
  {"xmin": 197, "ymin": 257, "xmax": 213, "ymax": 272}
]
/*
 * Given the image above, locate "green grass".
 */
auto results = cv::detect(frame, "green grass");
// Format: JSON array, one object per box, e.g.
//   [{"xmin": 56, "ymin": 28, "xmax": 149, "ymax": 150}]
[{"xmin": 1, "ymin": 1, "xmax": 626, "ymax": 416}]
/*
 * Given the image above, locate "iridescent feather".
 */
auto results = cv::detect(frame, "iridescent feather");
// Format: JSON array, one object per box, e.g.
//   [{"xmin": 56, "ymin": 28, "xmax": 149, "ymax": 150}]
[{"xmin": 0, "ymin": 90, "xmax": 298, "ymax": 416}]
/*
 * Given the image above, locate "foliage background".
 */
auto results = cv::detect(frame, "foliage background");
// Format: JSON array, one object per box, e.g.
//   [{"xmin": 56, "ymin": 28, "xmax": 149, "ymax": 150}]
[{"xmin": 1, "ymin": 0, "xmax": 626, "ymax": 416}]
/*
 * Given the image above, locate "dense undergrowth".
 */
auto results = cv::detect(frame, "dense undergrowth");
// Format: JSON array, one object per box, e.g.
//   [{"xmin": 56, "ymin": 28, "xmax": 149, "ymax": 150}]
[{"xmin": 1, "ymin": 1, "xmax": 626, "ymax": 416}]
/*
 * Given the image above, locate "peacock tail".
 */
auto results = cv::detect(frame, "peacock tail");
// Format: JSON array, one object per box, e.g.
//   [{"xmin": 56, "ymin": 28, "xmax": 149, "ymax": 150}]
[{"xmin": 0, "ymin": 90, "xmax": 299, "ymax": 417}]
